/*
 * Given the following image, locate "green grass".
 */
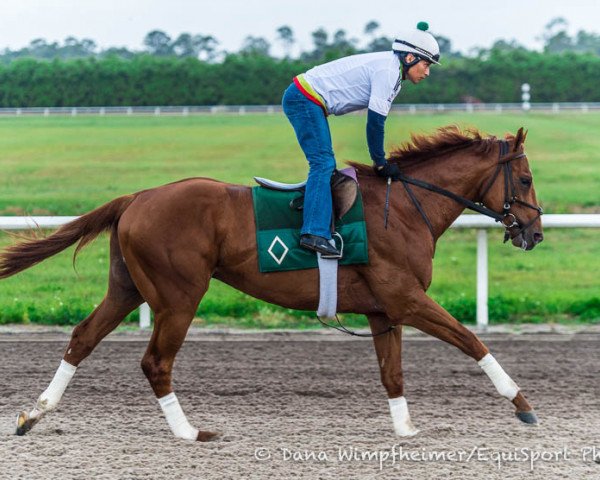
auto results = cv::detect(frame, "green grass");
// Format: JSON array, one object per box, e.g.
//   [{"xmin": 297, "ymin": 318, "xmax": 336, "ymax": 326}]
[{"xmin": 0, "ymin": 113, "xmax": 598, "ymax": 327}]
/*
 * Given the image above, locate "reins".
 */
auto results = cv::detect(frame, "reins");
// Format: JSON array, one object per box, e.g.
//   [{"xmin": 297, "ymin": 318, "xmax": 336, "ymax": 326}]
[
  {"xmin": 319, "ymin": 139, "xmax": 544, "ymax": 339},
  {"xmin": 396, "ymin": 139, "xmax": 543, "ymax": 245}
]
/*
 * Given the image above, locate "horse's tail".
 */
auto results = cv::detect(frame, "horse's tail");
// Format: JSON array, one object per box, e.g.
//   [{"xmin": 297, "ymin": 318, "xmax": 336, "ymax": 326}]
[{"xmin": 0, "ymin": 195, "xmax": 135, "ymax": 279}]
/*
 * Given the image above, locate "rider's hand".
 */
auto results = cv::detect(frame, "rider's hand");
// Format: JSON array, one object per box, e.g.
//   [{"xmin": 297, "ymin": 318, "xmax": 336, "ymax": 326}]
[{"xmin": 374, "ymin": 162, "xmax": 401, "ymax": 181}]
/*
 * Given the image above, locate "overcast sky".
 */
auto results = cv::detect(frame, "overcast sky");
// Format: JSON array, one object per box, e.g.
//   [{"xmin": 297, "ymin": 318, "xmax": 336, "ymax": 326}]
[{"xmin": 1, "ymin": 0, "xmax": 599, "ymax": 56}]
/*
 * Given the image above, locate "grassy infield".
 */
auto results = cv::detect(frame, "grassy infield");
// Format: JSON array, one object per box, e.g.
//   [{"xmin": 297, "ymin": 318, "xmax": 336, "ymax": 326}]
[{"xmin": 0, "ymin": 112, "xmax": 598, "ymax": 328}]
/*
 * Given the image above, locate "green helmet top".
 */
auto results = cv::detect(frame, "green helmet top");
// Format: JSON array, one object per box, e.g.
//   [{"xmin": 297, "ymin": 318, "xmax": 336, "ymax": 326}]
[{"xmin": 416, "ymin": 21, "xmax": 429, "ymax": 32}]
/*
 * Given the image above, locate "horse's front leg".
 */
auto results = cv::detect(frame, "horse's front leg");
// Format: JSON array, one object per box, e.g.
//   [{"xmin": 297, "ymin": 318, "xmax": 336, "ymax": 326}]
[
  {"xmin": 367, "ymin": 314, "xmax": 419, "ymax": 437},
  {"xmin": 395, "ymin": 292, "xmax": 538, "ymax": 425}
]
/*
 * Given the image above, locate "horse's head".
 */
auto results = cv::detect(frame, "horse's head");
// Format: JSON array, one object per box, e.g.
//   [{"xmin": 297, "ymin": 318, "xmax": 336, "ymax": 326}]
[{"xmin": 478, "ymin": 128, "xmax": 543, "ymax": 251}]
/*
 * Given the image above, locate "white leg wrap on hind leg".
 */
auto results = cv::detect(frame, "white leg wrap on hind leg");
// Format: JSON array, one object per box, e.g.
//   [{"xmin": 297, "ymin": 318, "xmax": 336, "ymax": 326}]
[
  {"xmin": 478, "ymin": 353, "xmax": 519, "ymax": 400},
  {"xmin": 388, "ymin": 396, "xmax": 419, "ymax": 436},
  {"xmin": 158, "ymin": 393, "xmax": 199, "ymax": 441},
  {"xmin": 36, "ymin": 360, "xmax": 77, "ymax": 413}
]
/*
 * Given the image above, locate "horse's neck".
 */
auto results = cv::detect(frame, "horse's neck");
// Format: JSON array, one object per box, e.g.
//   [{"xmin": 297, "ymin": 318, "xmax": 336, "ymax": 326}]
[{"xmin": 408, "ymin": 152, "xmax": 492, "ymax": 240}]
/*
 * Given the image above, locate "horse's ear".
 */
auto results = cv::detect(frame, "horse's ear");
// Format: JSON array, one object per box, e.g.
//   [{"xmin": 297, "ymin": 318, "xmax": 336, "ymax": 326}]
[{"xmin": 514, "ymin": 127, "xmax": 527, "ymax": 150}]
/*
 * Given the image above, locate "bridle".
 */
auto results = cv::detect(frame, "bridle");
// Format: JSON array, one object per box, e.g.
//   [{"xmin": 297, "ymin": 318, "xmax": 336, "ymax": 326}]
[
  {"xmin": 478, "ymin": 140, "xmax": 544, "ymax": 243},
  {"xmin": 394, "ymin": 139, "xmax": 544, "ymax": 246}
]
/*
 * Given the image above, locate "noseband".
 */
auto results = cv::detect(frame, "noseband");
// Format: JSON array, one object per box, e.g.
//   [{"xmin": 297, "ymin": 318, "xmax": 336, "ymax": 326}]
[
  {"xmin": 395, "ymin": 139, "xmax": 544, "ymax": 245},
  {"xmin": 478, "ymin": 140, "xmax": 544, "ymax": 243}
]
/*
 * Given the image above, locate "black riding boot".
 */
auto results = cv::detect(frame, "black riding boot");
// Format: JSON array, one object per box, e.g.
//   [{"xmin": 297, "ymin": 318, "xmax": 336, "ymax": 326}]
[{"xmin": 299, "ymin": 234, "xmax": 341, "ymax": 258}]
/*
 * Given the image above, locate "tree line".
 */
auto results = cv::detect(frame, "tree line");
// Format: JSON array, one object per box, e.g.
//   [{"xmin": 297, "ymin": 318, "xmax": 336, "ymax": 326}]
[{"xmin": 0, "ymin": 18, "xmax": 599, "ymax": 107}]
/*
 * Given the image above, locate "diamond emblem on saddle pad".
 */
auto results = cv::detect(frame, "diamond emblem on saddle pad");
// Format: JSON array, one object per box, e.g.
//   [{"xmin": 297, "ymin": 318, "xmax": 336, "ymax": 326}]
[{"xmin": 267, "ymin": 236, "xmax": 289, "ymax": 265}]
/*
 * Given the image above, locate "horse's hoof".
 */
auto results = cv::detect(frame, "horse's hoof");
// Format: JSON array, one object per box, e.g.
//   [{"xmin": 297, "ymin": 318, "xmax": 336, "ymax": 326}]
[
  {"xmin": 196, "ymin": 430, "xmax": 222, "ymax": 442},
  {"xmin": 516, "ymin": 410, "xmax": 539, "ymax": 425},
  {"xmin": 15, "ymin": 411, "xmax": 32, "ymax": 436},
  {"xmin": 396, "ymin": 428, "xmax": 420, "ymax": 437},
  {"xmin": 394, "ymin": 422, "xmax": 420, "ymax": 437}
]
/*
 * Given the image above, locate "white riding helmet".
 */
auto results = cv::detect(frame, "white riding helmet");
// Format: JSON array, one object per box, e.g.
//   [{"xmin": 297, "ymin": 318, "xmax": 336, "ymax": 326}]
[{"xmin": 392, "ymin": 22, "xmax": 441, "ymax": 65}]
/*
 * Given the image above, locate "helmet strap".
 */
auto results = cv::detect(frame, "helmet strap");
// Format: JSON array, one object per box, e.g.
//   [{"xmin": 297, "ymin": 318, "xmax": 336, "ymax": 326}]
[{"xmin": 395, "ymin": 52, "xmax": 420, "ymax": 80}]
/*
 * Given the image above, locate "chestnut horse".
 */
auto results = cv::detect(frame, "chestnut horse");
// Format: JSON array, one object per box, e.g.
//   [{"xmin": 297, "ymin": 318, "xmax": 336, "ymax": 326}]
[{"xmin": 1, "ymin": 126, "xmax": 543, "ymax": 441}]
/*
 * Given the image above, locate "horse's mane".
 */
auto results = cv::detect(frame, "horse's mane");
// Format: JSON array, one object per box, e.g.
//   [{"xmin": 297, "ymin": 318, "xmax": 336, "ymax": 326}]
[{"xmin": 348, "ymin": 125, "xmax": 501, "ymax": 175}]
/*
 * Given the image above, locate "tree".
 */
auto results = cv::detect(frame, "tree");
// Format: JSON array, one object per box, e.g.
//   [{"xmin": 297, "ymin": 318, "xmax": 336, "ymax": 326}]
[
  {"xmin": 312, "ymin": 28, "xmax": 328, "ymax": 51},
  {"xmin": 62, "ymin": 37, "xmax": 97, "ymax": 58},
  {"xmin": 573, "ymin": 30, "xmax": 600, "ymax": 55},
  {"xmin": 540, "ymin": 17, "xmax": 572, "ymax": 54},
  {"xmin": 143, "ymin": 30, "xmax": 173, "ymax": 56},
  {"xmin": 28, "ymin": 38, "xmax": 60, "ymax": 59},
  {"xmin": 331, "ymin": 29, "xmax": 357, "ymax": 56},
  {"xmin": 490, "ymin": 39, "xmax": 526, "ymax": 52},
  {"xmin": 172, "ymin": 33, "xmax": 198, "ymax": 57},
  {"xmin": 196, "ymin": 35, "xmax": 219, "ymax": 62},
  {"xmin": 276, "ymin": 25, "xmax": 295, "ymax": 58},
  {"xmin": 100, "ymin": 47, "xmax": 137, "ymax": 60},
  {"xmin": 300, "ymin": 27, "xmax": 329, "ymax": 61},
  {"xmin": 240, "ymin": 36, "xmax": 271, "ymax": 57},
  {"xmin": 365, "ymin": 37, "xmax": 391, "ymax": 52},
  {"xmin": 434, "ymin": 35, "xmax": 462, "ymax": 59},
  {"xmin": 364, "ymin": 20, "xmax": 380, "ymax": 41}
]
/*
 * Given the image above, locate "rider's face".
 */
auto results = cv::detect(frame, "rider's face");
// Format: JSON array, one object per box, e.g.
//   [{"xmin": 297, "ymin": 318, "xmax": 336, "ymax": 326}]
[{"xmin": 406, "ymin": 55, "xmax": 431, "ymax": 84}]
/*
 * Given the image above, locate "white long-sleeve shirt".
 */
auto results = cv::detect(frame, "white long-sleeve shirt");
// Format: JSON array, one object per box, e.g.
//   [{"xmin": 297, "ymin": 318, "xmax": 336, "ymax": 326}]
[{"xmin": 304, "ymin": 51, "xmax": 402, "ymax": 117}]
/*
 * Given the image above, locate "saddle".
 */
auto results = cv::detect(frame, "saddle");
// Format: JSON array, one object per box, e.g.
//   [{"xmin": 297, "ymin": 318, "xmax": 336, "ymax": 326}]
[{"xmin": 254, "ymin": 167, "xmax": 359, "ymax": 220}]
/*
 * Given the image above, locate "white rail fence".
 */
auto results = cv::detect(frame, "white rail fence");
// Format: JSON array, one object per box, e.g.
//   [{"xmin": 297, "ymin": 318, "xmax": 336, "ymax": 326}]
[
  {"xmin": 1, "ymin": 102, "xmax": 600, "ymax": 116},
  {"xmin": 1, "ymin": 214, "xmax": 599, "ymax": 329}
]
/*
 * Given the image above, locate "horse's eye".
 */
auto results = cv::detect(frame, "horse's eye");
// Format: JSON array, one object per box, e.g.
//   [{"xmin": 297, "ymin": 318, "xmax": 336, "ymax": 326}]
[{"xmin": 520, "ymin": 177, "xmax": 532, "ymax": 187}]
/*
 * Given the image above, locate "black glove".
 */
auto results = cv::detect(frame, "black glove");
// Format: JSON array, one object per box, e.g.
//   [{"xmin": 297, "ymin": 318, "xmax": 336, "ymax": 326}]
[{"xmin": 374, "ymin": 162, "xmax": 401, "ymax": 181}]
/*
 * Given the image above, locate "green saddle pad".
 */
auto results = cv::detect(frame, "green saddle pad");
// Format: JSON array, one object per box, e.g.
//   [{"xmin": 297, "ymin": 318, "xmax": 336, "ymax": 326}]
[{"xmin": 252, "ymin": 186, "xmax": 369, "ymax": 272}]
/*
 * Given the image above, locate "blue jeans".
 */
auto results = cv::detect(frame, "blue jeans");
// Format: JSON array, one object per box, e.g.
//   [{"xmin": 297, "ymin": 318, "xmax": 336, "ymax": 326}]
[{"xmin": 282, "ymin": 83, "xmax": 335, "ymax": 239}]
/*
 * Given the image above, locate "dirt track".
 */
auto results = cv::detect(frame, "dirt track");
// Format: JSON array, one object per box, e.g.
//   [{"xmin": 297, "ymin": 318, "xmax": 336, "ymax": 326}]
[{"xmin": 1, "ymin": 329, "xmax": 599, "ymax": 479}]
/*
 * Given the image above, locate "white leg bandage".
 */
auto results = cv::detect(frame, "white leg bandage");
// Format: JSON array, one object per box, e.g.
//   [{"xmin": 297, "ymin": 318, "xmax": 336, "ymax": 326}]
[
  {"xmin": 158, "ymin": 392, "xmax": 199, "ymax": 441},
  {"xmin": 36, "ymin": 360, "xmax": 77, "ymax": 413},
  {"xmin": 478, "ymin": 353, "xmax": 519, "ymax": 400},
  {"xmin": 388, "ymin": 396, "xmax": 419, "ymax": 437}
]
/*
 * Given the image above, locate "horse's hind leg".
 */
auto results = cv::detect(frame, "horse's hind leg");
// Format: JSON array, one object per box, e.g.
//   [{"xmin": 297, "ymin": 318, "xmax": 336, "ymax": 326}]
[
  {"xmin": 367, "ymin": 314, "xmax": 419, "ymax": 437},
  {"xmin": 16, "ymin": 229, "xmax": 143, "ymax": 436},
  {"xmin": 140, "ymin": 306, "xmax": 217, "ymax": 442},
  {"xmin": 125, "ymin": 248, "xmax": 216, "ymax": 442}
]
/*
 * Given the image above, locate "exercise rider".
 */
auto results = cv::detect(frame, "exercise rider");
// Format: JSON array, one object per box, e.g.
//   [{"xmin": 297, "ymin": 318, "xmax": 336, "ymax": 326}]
[{"xmin": 282, "ymin": 22, "xmax": 440, "ymax": 257}]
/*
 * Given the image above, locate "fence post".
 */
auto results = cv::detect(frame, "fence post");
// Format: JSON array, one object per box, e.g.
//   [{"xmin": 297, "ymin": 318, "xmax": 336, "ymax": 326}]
[
  {"xmin": 476, "ymin": 229, "xmax": 489, "ymax": 330},
  {"xmin": 139, "ymin": 303, "xmax": 151, "ymax": 329},
  {"xmin": 521, "ymin": 83, "xmax": 531, "ymax": 111}
]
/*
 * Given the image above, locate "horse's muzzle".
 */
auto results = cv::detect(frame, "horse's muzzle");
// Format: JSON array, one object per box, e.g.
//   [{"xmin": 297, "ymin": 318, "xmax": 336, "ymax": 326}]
[{"xmin": 511, "ymin": 230, "xmax": 543, "ymax": 251}]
